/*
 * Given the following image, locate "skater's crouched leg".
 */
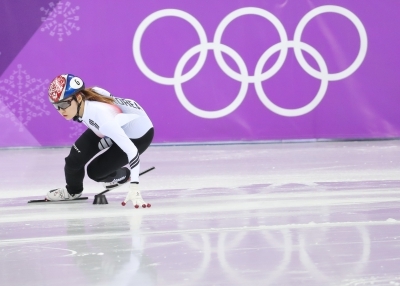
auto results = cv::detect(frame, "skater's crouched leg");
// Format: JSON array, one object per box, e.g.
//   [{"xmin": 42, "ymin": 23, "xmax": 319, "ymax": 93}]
[
  {"xmin": 64, "ymin": 152, "xmax": 86, "ymax": 194},
  {"xmin": 86, "ymin": 140, "xmax": 131, "ymax": 183},
  {"xmin": 87, "ymin": 162, "xmax": 130, "ymax": 191},
  {"xmin": 86, "ymin": 159, "xmax": 119, "ymax": 183},
  {"xmin": 44, "ymin": 153, "xmax": 85, "ymax": 200},
  {"xmin": 63, "ymin": 129, "xmax": 102, "ymax": 194}
]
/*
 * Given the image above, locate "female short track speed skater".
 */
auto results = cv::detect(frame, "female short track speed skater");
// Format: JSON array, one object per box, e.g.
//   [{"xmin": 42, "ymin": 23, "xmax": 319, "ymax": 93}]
[{"xmin": 46, "ymin": 74, "xmax": 154, "ymax": 208}]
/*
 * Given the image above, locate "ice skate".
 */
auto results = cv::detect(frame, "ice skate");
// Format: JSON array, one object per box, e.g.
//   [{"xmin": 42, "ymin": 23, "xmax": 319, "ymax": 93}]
[
  {"xmin": 121, "ymin": 183, "xmax": 151, "ymax": 208},
  {"xmin": 102, "ymin": 167, "xmax": 131, "ymax": 191},
  {"xmin": 45, "ymin": 187, "xmax": 82, "ymax": 201}
]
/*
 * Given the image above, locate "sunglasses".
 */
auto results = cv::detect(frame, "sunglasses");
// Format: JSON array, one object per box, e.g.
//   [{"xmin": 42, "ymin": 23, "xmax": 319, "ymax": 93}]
[{"xmin": 53, "ymin": 98, "xmax": 75, "ymax": 110}]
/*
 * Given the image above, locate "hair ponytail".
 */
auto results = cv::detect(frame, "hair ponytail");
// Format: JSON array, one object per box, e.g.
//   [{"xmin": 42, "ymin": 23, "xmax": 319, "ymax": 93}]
[{"xmin": 80, "ymin": 88, "xmax": 115, "ymax": 105}]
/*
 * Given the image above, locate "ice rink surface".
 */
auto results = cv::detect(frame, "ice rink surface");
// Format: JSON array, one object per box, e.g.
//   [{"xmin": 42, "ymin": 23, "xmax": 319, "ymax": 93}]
[{"xmin": 1, "ymin": 140, "xmax": 400, "ymax": 286}]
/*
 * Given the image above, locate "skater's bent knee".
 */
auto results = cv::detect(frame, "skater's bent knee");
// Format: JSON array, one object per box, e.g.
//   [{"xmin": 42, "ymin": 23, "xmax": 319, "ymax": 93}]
[{"xmin": 86, "ymin": 164, "xmax": 102, "ymax": 182}]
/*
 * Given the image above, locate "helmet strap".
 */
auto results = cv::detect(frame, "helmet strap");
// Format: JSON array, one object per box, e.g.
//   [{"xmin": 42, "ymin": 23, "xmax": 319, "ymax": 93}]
[{"xmin": 72, "ymin": 96, "xmax": 83, "ymax": 122}]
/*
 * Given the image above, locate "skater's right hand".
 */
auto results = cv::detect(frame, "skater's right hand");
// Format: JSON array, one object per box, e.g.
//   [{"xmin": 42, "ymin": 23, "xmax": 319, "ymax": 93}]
[{"xmin": 121, "ymin": 183, "xmax": 151, "ymax": 208}]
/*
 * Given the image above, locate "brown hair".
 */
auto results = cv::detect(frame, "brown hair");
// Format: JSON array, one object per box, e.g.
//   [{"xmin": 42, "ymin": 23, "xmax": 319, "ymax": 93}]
[{"xmin": 80, "ymin": 88, "xmax": 115, "ymax": 105}]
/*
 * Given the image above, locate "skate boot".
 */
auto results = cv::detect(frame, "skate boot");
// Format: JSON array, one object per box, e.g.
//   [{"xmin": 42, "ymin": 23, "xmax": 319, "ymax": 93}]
[
  {"xmin": 121, "ymin": 183, "xmax": 151, "ymax": 208},
  {"xmin": 45, "ymin": 187, "xmax": 82, "ymax": 201},
  {"xmin": 102, "ymin": 167, "xmax": 131, "ymax": 191}
]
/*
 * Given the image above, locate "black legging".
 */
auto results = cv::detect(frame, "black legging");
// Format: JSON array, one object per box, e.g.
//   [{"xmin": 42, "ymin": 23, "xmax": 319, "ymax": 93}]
[{"xmin": 64, "ymin": 127, "xmax": 154, "ymax": 194}]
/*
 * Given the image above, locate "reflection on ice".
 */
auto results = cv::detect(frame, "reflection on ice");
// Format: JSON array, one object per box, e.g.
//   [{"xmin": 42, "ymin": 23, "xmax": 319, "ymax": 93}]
[{"xmin": 1, "ymin": 142, "xmax": 400, "ymax": 285}]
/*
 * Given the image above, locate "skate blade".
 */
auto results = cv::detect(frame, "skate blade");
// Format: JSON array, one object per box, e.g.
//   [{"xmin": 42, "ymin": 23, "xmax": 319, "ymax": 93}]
[{"xmin": 27, "ymin": 197, "xmax": 89, "ymax": 203}]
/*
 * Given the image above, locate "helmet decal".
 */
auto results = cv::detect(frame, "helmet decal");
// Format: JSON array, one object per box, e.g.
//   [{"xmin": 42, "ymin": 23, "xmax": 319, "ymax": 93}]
[
  {"xmin": 70, "ymin": 77, "xmax": 83, "ymax": 89},
  {"xmin": 48, "ymin": 75, "xmax": 66, "ymax": 103},
  {"xmin": 48, "ymin": 74, "xmax": 85, "ymax": 103}
]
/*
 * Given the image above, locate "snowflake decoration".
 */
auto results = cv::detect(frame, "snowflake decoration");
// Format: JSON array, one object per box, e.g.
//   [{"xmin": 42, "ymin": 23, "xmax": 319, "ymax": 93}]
[
  {"xmin": 0, "ymin": 65, "xmax": 51, "ymax": 132},
  {"xmin": 69, "ymin": 122, "xmax": 86, "ymax": 139},
  {"xmin": 40, "ymin": 1, "xmax": 80, "ymax": 42}
]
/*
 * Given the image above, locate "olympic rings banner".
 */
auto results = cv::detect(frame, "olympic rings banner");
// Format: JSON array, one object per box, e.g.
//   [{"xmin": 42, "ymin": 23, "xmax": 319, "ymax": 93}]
[{"xmin": 0, "ymin": 0, "xmax": 399, "ymax": 147}]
